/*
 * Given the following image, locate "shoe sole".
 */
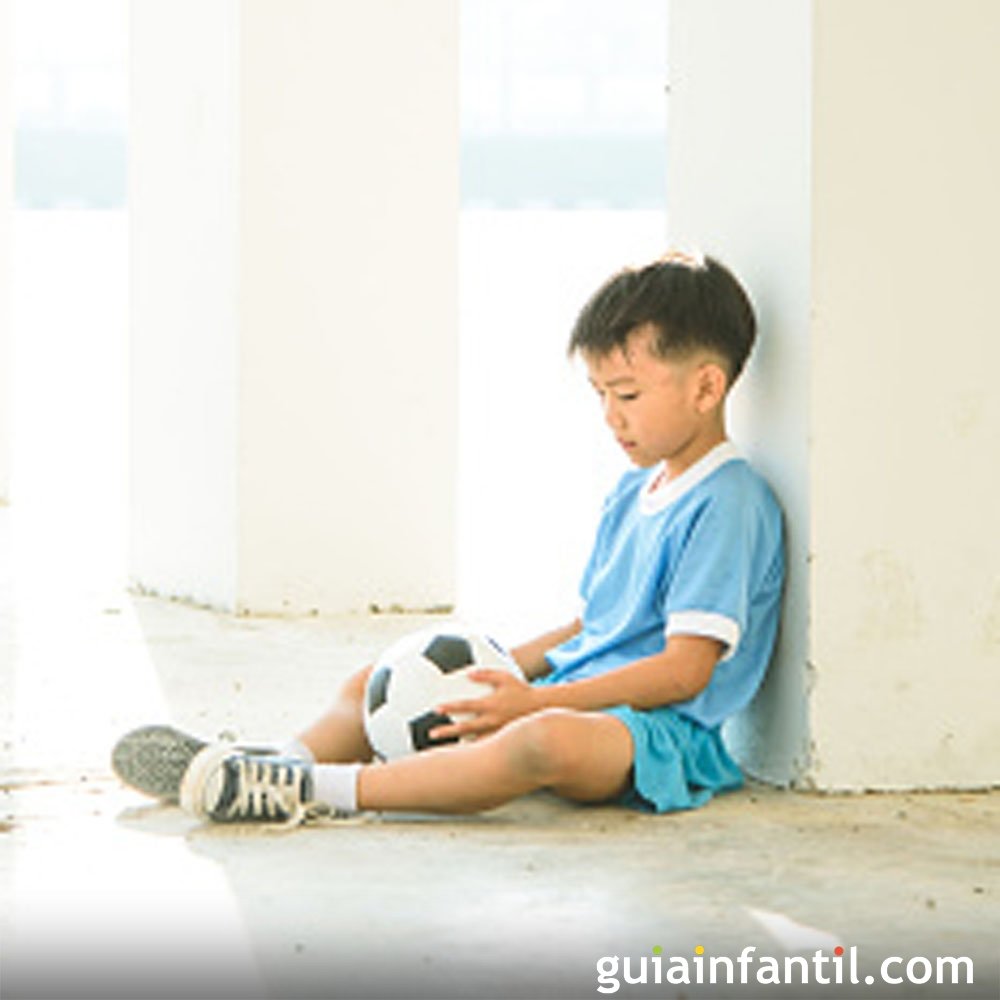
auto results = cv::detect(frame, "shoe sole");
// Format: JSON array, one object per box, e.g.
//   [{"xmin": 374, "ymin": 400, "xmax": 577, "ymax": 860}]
[{"xmin": 111, "ymin": 724, "xmax": 207, "ymax": 802}]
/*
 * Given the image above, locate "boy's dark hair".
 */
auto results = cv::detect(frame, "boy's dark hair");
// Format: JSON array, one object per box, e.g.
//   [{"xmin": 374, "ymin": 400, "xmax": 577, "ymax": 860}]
[{"xmin": 568, "ymin": 251, "xmax": 756, "ymax": 386}]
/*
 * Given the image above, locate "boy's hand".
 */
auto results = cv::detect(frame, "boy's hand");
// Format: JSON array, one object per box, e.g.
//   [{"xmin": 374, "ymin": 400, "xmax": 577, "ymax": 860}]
[{"xmin": 432, "ymin": 669, "xmax": 540, "ymax": 741}]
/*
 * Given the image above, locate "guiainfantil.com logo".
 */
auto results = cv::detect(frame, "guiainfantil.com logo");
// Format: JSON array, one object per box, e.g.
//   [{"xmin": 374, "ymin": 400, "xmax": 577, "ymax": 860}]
[{"xmin": 596, "ymin": 944, "xmax": 975, "ymax": 993}]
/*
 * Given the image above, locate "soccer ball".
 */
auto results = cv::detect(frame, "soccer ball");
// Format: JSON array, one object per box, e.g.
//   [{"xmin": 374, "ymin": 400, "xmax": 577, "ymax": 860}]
[{"xmin": 363, "ymin": 624, "xmax": 523, "ymax": 761}]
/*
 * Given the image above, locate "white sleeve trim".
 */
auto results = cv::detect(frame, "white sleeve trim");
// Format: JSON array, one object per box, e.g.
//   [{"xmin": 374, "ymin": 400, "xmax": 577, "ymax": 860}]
[{"xmin": 666, "ymin": 611, "xmax": 741, "ymax": 661}]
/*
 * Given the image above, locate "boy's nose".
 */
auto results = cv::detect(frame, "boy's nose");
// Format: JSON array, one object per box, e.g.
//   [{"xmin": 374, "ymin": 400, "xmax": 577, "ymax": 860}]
[{"xmin": 603, "ymin": 397, "xmax": 625, "ymax": 430}]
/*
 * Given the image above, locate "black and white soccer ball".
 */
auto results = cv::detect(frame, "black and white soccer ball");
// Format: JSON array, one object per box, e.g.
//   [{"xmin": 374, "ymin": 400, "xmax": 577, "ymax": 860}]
[{"xmin": 363, "ymin": 624, "xmax": 523, "ymax": 761}]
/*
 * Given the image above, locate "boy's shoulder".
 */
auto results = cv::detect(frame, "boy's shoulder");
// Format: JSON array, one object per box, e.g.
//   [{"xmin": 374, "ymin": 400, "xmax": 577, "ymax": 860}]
[
  {"xmin": 639, "ymin": 445, "xmax": 779, "ymax": 513},
  {"xmin": 709, "ymin": 453, "xmax": 776, "ymax": 497},
  {"xmin": 691, "ymin": 454, "xmax": 782, "ymax": 522},
  {"xmin": 600, "ymin": 446, "xmax": 782, "ymax": 528}
]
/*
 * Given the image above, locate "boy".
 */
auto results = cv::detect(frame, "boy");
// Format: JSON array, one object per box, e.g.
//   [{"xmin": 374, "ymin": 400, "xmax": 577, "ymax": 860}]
[{"xmin": 113, "ymin": 250, "xmax": 785, "ymax": 825}]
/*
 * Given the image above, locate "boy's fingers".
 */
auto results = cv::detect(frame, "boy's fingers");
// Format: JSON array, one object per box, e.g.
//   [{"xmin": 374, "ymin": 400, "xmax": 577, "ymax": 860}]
[
  {"xmin": 429, "ymin": 722, "xmax": 460, "ymax": 741},
  {"xmin": 436, "ymin": 697, "xmax": 485, "ymax": 717},
  {"xmin": 430, "ymin": 715, "xmax": 490, "ymax": 741},
  {"xmin": 466, "ymin": 668, "xmax": 511, "ymax": 686}
]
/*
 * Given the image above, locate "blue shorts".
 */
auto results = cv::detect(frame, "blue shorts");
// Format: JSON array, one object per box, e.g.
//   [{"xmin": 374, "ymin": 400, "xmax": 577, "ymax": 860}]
[{"xmin": 601, "ymin": 703, "xmax": 744, "ymax": 813}]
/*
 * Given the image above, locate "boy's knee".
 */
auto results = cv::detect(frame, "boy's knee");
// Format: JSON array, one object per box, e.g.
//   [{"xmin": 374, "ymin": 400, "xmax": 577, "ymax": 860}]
[
  {"xmin": 505, "ymin": 708, "xmax": 584, "ymax": 784},
  {"xmin": 341, "ymin": 664, "xmax": 373, "ymax": 704}
]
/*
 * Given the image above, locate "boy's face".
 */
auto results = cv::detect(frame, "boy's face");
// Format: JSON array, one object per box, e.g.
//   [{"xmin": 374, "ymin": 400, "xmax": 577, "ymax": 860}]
[{"xmin": 584, "ymin": 324, "xmax": 726, "ymax": 473}]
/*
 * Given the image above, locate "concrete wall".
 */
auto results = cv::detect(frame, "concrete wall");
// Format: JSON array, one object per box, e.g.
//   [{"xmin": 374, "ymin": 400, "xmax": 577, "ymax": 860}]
[
  {"xmin": 237, "ymin": 0, "xmax": 459, "ymax": 614},
  {"xmin": 809, "ymin": 0, "xmax": 1000, "ymax": 789},
  {"xmin": 0, "ymin": 0, "xmax": 11, "ymax": 505},
  {"xmin": 130, "ymin": 0, "xmax": 459, "ymax": 614},
  {"xmin": 130, "ymin": 0, "xmax": 241, "ymax": 608},
  {"xmin": 668, "ymin": 0, "xmax": 813, "ymax": 785},
  {"xmin": 669, "ymin": 0, "xmax": 1000, "ymax": 790}
]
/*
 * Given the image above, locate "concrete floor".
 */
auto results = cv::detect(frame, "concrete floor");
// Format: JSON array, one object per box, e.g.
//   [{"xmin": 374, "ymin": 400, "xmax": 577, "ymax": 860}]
[{"xmin": 1, "ymin": 505, "xmax": 998, "ymax": 999}]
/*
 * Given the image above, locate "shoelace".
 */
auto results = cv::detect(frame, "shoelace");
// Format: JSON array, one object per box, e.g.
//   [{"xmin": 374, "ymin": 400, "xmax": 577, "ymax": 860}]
[{"xmin": 226, "ymin": 756, "xmax": 309, "ymax": 825}]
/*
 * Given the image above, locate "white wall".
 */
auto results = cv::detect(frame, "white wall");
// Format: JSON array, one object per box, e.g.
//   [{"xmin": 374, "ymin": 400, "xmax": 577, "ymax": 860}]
[
  {"xmin": 130, "ymin": 0, "xmax": 459, "ymax": 614},
  {"xmin": 809, "ymin": 0, "xmax": 1000, "ymax": 789},
  {"xmin": 669, "ymin": 0, "xmax": 1000, "ymax": 790},
  {"xmin": 668, "ymin": 0, "xmax": 813, "ymax": 784},
  {"xmin": 130, "ymin": 0, "xmax": 241, "ymax": 609},
  {"xmin": 237, "ymin": 0, "xmax": 459, "ymax": 614},
  {"xmin": 0, "ymin": 0, "xmax": 11, "ymax": 505}
]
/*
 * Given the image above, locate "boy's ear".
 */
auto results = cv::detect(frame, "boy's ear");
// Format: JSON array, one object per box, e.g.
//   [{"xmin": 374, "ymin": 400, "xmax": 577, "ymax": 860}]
[{"xmin": 694, "ymin": 361, "xmax": 728, "ymax": 412}]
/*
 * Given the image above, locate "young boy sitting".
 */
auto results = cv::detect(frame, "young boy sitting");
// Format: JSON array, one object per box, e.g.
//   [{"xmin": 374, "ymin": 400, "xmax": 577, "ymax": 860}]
[{"xmin": 112, "ymin": 250, "xmax": 785, "ymax": 825}]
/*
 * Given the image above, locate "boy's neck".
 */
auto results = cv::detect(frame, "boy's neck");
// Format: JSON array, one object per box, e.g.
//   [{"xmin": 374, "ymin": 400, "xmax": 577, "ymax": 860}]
[{"xmin": 659, "ymin": 424, "xmax": 728, "ymax": 483}]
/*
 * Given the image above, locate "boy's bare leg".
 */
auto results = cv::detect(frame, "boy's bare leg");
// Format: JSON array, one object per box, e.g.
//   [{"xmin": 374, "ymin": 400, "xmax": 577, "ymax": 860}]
[
  {"xmin": 296, "ymin": 665, "xmax": 376, "ymax": 763},
  {"xmin": 356, "ymin": 708, "xmax": 635, "ymax": 813}
]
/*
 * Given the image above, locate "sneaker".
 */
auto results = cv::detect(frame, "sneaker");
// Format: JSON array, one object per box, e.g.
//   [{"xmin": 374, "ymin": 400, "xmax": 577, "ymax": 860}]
[
  {"xmin": 180, "ymin": 745, "xmax": 320, "ymax": 826},
  {"xmin": 111, "ymin": 724, "xmax": 279, "ymax": 803},
  {"xmin": 111, "ymin": 724, "xmax": 209, "ymax": 802}
]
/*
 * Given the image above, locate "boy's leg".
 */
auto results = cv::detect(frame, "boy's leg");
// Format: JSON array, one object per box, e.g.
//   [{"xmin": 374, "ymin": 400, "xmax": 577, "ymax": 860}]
[
  {"xmin": 356, "ymin": 708, "xmax": 635, "ymax": 813},
  {"xmin": 179, "ymin": 707, "xmax": 635, "ymax": 823},
  {"xmin": 296, "ymin": 664, "xmax": 377, "ymax": 764},
  {"xmin": 112, "ymin": 665, "xmax": 376, "ymax": 802}
]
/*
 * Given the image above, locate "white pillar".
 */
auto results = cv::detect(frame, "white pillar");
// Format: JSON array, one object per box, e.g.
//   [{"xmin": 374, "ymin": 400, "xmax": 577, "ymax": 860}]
[
  {"xmin": 668, "ymin": 0, "xmax": 812, "ymax": 786},
  {"xmin": 0, "ymin": 0, "xmax": 11, "ymax": 505},
  {"xmin": 808, "ymin": 0, "xmax": 1000, "ymax": 790},
  {"xmin": 130, "ymin": 0, "xmax": 459, "ymax": 614},
  {"xmin": 669, "ymin": 0, "xmax": 1000, "ymax": 790}
]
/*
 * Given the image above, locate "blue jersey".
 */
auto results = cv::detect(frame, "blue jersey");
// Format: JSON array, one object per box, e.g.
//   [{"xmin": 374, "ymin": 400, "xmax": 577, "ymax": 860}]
[{"xmin": 545, "ymin": 441, "xmax": 784, "ymax": 729}]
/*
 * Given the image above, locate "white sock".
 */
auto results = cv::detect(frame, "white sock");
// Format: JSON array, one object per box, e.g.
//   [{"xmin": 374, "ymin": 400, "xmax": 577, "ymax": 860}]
[
  {"xmin": 280, "ymin": 738, "xmax": 315, "ymax": 764},
  {"xmin": 312, "ymin": 763, "xmax": 362, "ymax": 813}
]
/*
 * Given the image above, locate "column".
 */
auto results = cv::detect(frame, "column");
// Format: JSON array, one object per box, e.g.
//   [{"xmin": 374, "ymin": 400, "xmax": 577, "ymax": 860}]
[
  {"xmin": 807, "ymin": 0, "xmax": 1000, "ymax": 789},
  {"xmin": 0, "ymin": 0, "xmax": 11, "ymax": 504},
  {"xmin": 667, "ymin": 0, "xmax": 813, "ymax": 785},
  {"xmin": 129, "ymin": 0, "xmax": 459, "ymax": 614},
  {"xmin": 668, "ymin": 0, "xmax": 1000, "ymax": 789}
]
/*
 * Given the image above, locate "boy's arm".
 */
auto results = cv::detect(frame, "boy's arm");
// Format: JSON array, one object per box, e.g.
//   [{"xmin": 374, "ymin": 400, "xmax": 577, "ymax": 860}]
[
  {"xmin": 508, "ymin": 619, "xmax": 582, "ymax": 681},
  {"xmin": 436, "ymin": 632, "xmax": 722, "ymax": 740},
  {"xmin": 531, "ymin": 633, "xmax": 723, "ymax": 712}
]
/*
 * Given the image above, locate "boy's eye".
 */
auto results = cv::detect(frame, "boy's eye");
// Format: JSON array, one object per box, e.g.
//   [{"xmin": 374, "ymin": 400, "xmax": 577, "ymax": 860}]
[{"xmin": 617, "ymin": 392, "xmax": 640, "ymax": 402}]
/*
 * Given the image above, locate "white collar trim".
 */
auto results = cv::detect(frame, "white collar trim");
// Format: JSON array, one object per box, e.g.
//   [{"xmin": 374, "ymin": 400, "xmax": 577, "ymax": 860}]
[{"xmin": 639, "ymin": 440, "xmax": 741, "ymax": 515}]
